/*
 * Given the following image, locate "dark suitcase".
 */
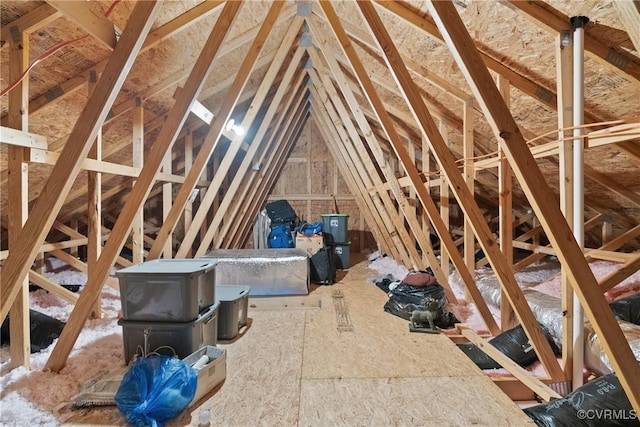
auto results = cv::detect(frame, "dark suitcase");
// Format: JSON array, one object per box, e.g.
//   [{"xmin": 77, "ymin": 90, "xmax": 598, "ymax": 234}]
[
  {"xmin": 310, "ymin": 247, "xmax": 337, "ymax": 285},
  {"xmin": 265, "ymin": 200, "xmax": 297, "ymax": 225}
]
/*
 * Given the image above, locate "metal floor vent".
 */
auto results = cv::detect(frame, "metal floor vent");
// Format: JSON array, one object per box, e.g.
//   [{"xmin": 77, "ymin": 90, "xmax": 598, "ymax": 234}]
[{"xmin": 332, "ymin": 290, "xmax": 354, "ymax": 332}]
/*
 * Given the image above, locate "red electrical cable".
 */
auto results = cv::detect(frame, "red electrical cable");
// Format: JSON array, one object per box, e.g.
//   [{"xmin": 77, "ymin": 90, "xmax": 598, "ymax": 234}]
[
  {"xmin": 104, "ymin": 0, "xmax": 122, "ymax": 18},
  {"xmin": 1, "ymin": 0, "xmax": 121, "ymax": 98},
  {"xmin": 0, "ymin": 34, "xmax": 89, "ymax": 97}
]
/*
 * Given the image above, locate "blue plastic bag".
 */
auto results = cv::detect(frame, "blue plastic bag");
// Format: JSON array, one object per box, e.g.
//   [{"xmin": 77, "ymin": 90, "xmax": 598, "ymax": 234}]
[
  {"xmin": 268, "ymin": 223, "xmax": 294, "ymax": 248},
  {"xmin": 298, "ymin": 221, "xmax": 323, "ymax": 236},
  {"xmin": 114, "ymin": 355, "xmax": 197, "ymax": 427}
]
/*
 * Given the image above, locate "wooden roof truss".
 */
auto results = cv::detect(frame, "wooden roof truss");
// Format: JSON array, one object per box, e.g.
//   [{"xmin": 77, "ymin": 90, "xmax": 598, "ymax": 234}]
[{"xmin": 1, "ymin": 0, "xmax": 639, "ymax": 410}]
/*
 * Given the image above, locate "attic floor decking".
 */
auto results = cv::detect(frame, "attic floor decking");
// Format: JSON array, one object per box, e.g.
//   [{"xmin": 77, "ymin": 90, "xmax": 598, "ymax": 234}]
[{"xmin": 64, "ymin": 255, "xmax": 533, "ymax": 426}]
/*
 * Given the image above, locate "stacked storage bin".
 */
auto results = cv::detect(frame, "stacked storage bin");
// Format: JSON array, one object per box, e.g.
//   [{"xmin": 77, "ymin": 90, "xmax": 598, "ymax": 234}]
[
  {"xmin": 116, "ymin": 259, "xmax": 219, "ymax": 364},
  {"xmin": 215, "ymin": 285, "xmax": 251, "ymax": 340},
  {"xmin": 321, "ymin": 213, "xmax": 351, "ymax": 269}
]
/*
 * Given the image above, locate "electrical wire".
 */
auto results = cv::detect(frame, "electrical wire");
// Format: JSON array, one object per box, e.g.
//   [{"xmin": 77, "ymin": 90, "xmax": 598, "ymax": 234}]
[
  {"xmin": 1, "ymin": 35, "xmax": 89, "ymax": 97},
  {"xmin": 419, "ymin": 115, "xmax": 640, "ymax": 179},
  {"xmin": 0, "ymin": 0, "xmax": 121, "ymax": 98}
]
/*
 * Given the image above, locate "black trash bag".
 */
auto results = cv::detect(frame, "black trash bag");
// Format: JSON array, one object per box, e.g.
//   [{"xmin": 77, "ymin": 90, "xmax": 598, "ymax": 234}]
[
  {"xmin": 488, "ymin": 323, "xmax": 561, "ymax": 368},
  {"xmin": 383, "ymin": 283, "xmax": 459, "ymax": 329},
  {"xmin": 373, "ymin": 277, "xmax": 399, "ymax": 294},
  {"xmin": 609, "ymin": 293, "xmax": 640, "ymax": 326},
  {"xmin": 310, "ymin": 247, "xmax": 336, "ymax": 285},
  {"xmin": 458, "ymin": 323, "xmax": 560, "ymax": 370},
  {"xmin": 115, "ymin": 355, "xmax": 197, "ymax": 427},
  {"xmin": 456, "ymin": 343, "xmax": 501, "ymax": 370},
  {"xmin": 1, "ymin": 309, "xmax": 66, "ymax": 353},
  {"xmin": 524, "ymin": 373, "xmax": 636, "ymax": 427}
]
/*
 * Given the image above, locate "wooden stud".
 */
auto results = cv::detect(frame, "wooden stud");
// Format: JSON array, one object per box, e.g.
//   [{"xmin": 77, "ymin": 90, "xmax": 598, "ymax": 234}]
[
  {"xmin": 231, "ymin": 95, "xmax": 310, "ymax": 247},
  {"xmin": 497, "ymin": 78, "xmax": 516, "ymax": 331},
  {"xmin": 355, "ymin": 0, "xmax": 558, "ymax": 375},
  {"xmin": 43, "ymin": 1, "xmax": 240, "ymax": 373},
  {"xmin": 183, "ymin": 130, "xmax": 193, "ymax": 258},
  {"xmin": 176, "ymin": 13, "xmax": 303, "ymax": 258},
  {"xmin": 132, "ymin": 97, "xmax": 144, "ymax": 265},
  {"xmin": 211, "ymin": 72, "xmax": 308, "ymax": 249},
  {"xmin": 306, "ymin": 40, "xmax": 422, "ymax": 270},
  {"xmin": 7, "ymin": 34, "xmax": 30, "ymax": 369},
  {"xmin": 146, "ymin": 0, "xmax": 286, "ymax": 260},
  {"xmin": 427, "ymin": 0, "xmax": 640, "ymax": 408},
  {"xmin": 1, "ymin": 1, "xmax": 162, "ymax": 324},
  {"xmin": 462, "ymin": 98, "xmax": 478, "ymax": 274},
  {"xmin": 557, "ymin": 30, "xmax": 575, "ymax": 381},
  {"xmin": 307, "ymin": 70, "xmax": 406, "ymax": 261},
  {"xmin": 310, "ymin": 103, "xmax": 394, "ymax": 258},
  {"xmin": 318, "ymin": 5, "xmax": 506, "ymax": 328},
  {"xmin": 87, "ymin": 70, "xmax": 103, "ymax": 319},
  {"xmin": 438, "ymin": 117, "xmax": 450, "ymax": 280},
  {"xmin": 190, "ymin": 50, "xmax": 307, "ymax": 256}
]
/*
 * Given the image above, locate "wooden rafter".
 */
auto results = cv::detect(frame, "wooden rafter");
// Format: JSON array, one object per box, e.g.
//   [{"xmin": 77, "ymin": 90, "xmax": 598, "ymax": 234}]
[
  {"xmin": 47, "ymin": 1, "xmax": 117, "ymax": 49},
  {"xmin": 353, "ymin": 0, "xmax": 560, "ymax": 377},
  {"xmin": 307, "ymin": 37, "xmax": 425, "ymax": 270},
  {"xmin": 211, "ymin": 72, "xmax": 308, "ymax": 250},
  {"xmin": 43, "ymin": 0, "xmax": 243, "ymax": 372},
  {"xmin": 231, "ymin": 93, "xmax": 311, "ymax": 248},
  {"xmin": 307, "ymin": 72, "xmax": 403, "ymax": 260},
  {"xmin": 425, "ymin": 0, "xmax": 640, "ymax": 410},
  {"xmin": 504, "ymin": 0, "xmax": 640, "ymax": 84},
  {"xmin": 308, "ymin": 62, "xmax": 414, "ymax": 265},
  {"xmin": 188, "ymin": 47, "xmax": 307, "ymax": 257},
  {"xmin": 614, "ymin": 0, "xmax": 640, "ymax": 57},
  {"xmin": 0, "ymin": 1, "xmax": 162, "ymax": 323},
  {"xmin": 7, "ymin": 31, "xmax": 30, "ymax": 368},
  {"xmin": 309, "ymin": 96, "xmax": 397, "ymax": 259},
  {"xmin": 318, "ymin": 2, "xmax": 503, "ymax": 333},
  {"xmin": 176, "ymin": 14, "xmax": 304, "ymax": 259},
  {"xmin": 146, "ymin": 1, "xmax": 286, "ymax": 260}
]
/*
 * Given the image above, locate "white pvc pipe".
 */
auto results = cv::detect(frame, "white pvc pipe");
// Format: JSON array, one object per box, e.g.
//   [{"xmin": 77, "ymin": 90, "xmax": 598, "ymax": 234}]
[{"xmin": 572, "ymin": 17, "xmax": 588, "ymax": 390}]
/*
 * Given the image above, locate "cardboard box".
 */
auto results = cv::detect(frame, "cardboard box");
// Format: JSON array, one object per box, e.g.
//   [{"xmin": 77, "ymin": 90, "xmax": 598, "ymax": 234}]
[{"xmin": 296, "ymin": 232, "xmax": 324, "ymax": 256}]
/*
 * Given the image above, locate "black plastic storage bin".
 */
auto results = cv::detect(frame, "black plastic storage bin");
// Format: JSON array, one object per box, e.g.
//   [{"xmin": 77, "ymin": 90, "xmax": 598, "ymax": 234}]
[
  {"xmin": 119, "ymin": 302, "xmax": 219, "ymax": 364},
  {"xmin": 116, "ymin": 259, "xmax": 216, "ymax": 322},
  {"xmin": 216, "ymin": 285, "xmax": 250, "ymax": 340}
]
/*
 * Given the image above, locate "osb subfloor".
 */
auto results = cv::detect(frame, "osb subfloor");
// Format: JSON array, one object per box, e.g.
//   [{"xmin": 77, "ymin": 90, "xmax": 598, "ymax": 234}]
[{"xmin": 64, "ymin": 254, "xmax": 533, "ymax": 426}]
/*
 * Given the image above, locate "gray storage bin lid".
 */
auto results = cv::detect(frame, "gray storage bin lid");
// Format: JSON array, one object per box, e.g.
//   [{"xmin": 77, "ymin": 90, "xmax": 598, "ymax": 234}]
[
  {"xmin": 216, "ymin": 285, "xmax": 251, "ymax": 302},
  {"xmin": 116, "ymin": 259, "xmax": 216, "ymax": 276}
]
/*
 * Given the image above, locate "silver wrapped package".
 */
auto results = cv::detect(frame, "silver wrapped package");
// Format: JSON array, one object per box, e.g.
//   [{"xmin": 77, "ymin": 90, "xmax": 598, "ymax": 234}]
[{"xmin": 205, "ymin": 249, "xmax": 309, "ymax": 296}]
